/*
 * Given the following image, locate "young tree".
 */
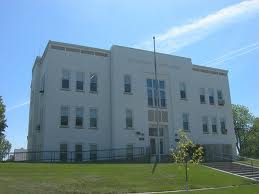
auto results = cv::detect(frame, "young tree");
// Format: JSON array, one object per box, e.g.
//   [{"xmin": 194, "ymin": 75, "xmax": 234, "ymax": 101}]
[
  {"xmin": 0, "ymin": 96, "xmax": 8, "ymax": 136},
  {"xmin": 172, "ymin": 130, "xmax": 204, "ymax": 164},
  {"xmin": 0, "ymin": 135, "xmax": 11, "ymax": 161},
  {"xmin": 232, "ymin": 104, "xmax": 254, "ymax": 155}
]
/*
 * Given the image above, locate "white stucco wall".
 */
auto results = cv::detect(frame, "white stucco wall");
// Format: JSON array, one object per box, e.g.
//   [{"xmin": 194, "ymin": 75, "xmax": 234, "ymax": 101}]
[{"xmin": 27, "ymin": 41, "xmax": 236, "ymax": 158}]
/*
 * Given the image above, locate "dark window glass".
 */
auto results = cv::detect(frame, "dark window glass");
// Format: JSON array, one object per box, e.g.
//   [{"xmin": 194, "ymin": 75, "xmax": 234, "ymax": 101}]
[
  {"xmin": 90, "ymin": 144, "xmax": 97, "ymax": 161},
  {"xmin": 160, "ymin": 90, "xmax": 166, "ymax": 107},
  {"xmin": 200, "ymin": 95, "xmax": 206, "ymax": 104},
  {"xmin": 62, "ymin": 80, "xmax": 69, "ymax": 89},
  {"xmin": 180, "ymin": 90, "xmax": 186, "ymax": 99},
  {"xmin": 209, "ymin": 96, "xmax": 214, "ymax": 105},
  {"xmin": 76, "ymin": 81, "xmax": 83, "ymax": 91},
  {"xmin": 62, "ymin": 70, "xmax": 70, "ymax": 89},
  {"xmin": 75, "ymin": 144, "xmax": 82, "ymax": 162},
  {"xmin": 60, "ymin": 144, "xmax": 67, "ymax": 162},
  {"xmin": 126, "ymin": 110, "xmax": 133, "ymax": 128},
  {"xmin": 148, "ymin": 89, "xmax": 153, "ymax": 106},
  {"xmin": 90, "ymin": 74, "xmax": 97, "ymax": 92},
  {"xmin": 90, "ymin": 109, "xmax": 97, "ymax": 128},
  {"xmin": 147, "ymin": 79, "xmax": 152, "ymax": 88},
  {"xmin": 124, "ymin": 75, "xmax": 131, "ymax": 93}
]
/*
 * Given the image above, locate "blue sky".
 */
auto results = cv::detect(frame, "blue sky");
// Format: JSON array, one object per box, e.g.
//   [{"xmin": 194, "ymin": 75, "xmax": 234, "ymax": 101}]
[{"xmin": 0, "ymin": 0, "xmax": 259, "ymax": 151}]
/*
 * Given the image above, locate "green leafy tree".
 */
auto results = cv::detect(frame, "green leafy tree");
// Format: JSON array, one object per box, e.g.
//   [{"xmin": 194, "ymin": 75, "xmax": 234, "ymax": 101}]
[
  {"xmin": 244, "ymin": 118, "xmax": 259, "ymax": 158},
  {"xmin": 0, "ymin": 135, "xmax": 11, "ymax": 161},
  {"xmin": 232, "ymin": 104, "xmax": 254, "ymax": 155},
  {"xmin": 172, "ymin": 130, "xmax": 204, "ymax": 164},
  {"xmin": 0, "ymin": 96, "xmax": 8, "ymax": 136}
]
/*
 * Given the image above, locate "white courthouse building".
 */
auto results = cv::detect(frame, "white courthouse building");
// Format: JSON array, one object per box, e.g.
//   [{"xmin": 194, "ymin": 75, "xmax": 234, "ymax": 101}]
[{"xmin": 27, "ymin": 41, "xmax": 236, "ymax": 161}]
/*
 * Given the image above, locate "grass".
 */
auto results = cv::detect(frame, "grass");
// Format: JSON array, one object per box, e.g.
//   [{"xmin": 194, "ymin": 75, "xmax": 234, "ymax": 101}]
[
  {"xmin": 238, "ymin": 159, "xmax": 259, "ymax": 167},
  {"xmin": 0, "ymin": 162, "xmax": 256, "ymax": 193},
  {"xmin": 162, "ymin": 184, "xmax": 259, "ymax": 194}
]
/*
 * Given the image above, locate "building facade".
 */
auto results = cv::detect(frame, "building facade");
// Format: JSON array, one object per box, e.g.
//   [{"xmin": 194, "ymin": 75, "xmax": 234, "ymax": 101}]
[{"xmin": 27, "ymin": 41, "xmax": 236, "ymax": 161}]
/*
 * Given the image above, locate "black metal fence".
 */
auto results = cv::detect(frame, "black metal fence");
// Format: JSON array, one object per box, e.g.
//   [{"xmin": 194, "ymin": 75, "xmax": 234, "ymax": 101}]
[{"xmin": 3, "ymin": 147, "xmax": 151, "ymax": 163}]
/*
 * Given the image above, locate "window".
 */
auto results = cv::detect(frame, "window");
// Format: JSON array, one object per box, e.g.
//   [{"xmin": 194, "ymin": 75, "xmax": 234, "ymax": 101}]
[
  {"xmin": 217, "ymin": 90, "xmax": 225, "ymax": 106},
  {"xmin": 90, "ymin": 73, "xmax": 97, "ymax": 92},
  {"xmin": 126, "ymin": 109, "xmax": 133, "ymax": 129},
  {"xmin": 182, "ymin": 113, "xmax": 189, "ymax": 131},
  {"xmin": 89, "ymin": 144, "xmax": 97, "ymax": 161},
  {"xmin": 146, "ymin": 79, "xmax": 166, "ymax": 108},
  {"xmin": 89, "ymin": 108, "xmax": 97, "ymax": 128},
  {"xmin": 76, "ymin": 72, "xmax": 84, "ymax": 91},
  {"xmin": 208, "ymin": 88, "xmax": 214, "ymax": 105},
  {"xmin": 40, "ymin": 74, "xmax": 45, "ymax": 93},
  {"xmin": 60, "ymin": 144, "xmax": 67, "ymax": 162},
  {"xmin": 180, "ymin": 82, "xmax": 186, "ymax": 99},
  {"xmin": 220, "ymin": 118, "xmax": 227, "ymax": 134},
  {"xmin": 149, "ymin": 128, "xmax": 158, "ymax": 136},
  {"xmin": 124, "ymin": 75, "xmax": 131, "ymax": 93},
  {"xmin": 147, "ymin": 89, "xmax": 153, "ymax": 106},
  {"xmin": 75, "ymin": 107, "xmax": 84, "ymax": 128},
  {"xmin": 160, "ymin": 90, "xmax": 166, "ymax": 107},
  {"xmin": 75, "ymin": 144, "xmax": 82, "ymax": 162},
  {"xmin": 126, "ymin": 144, "xmax": 133, "ymax": 160},
  {"xmin": 212, "ymin": 117, "xmax": 217, "ymax": 133},
  {"xmin": 202, "ymin": 116, "xmax": 209, "ymax": 133},
  {"xmin": 62, "ymin": 70, "xmax": 70, "ymax": 89},
  {"xmin": 60, "ymin": 106, "xmax": 69, "ymax": 127},
  {"xmin": 200, "ymin": 88, "xmax": 206, "ymax": 104}
]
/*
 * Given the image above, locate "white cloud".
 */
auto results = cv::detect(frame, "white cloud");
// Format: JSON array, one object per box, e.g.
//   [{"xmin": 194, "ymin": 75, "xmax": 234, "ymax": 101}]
[
  {"xmin": 135, "ymin": 0, "xmax": 259, "ymax": 53},
  {"xmin": 7, "ymin": 101, "xmax": 30, "ymax": 112}
]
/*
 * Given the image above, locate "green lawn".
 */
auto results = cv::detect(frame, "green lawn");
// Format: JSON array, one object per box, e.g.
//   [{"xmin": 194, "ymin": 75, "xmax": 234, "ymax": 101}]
[
  {"xmin": 0, "ymin": 163, "xmax": 255, "ymax": 193},
  {"xmin": 238, "ymin": 159, "xmax": 259, "ymax": 167},
  {"xmin": 162, "ymin": 184, "xmax": 259, "ymax": 194}
]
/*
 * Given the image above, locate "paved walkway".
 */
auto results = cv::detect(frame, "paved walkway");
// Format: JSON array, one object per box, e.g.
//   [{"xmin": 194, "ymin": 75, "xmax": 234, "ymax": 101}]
[{"xmin": 129, "ymin": 185, "xmax": 239, "ymax": 194}]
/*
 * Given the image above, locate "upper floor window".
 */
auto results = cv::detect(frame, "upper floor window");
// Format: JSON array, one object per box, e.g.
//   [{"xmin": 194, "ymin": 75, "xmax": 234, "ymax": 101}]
[
  {"xmin": 75, "ymin": 107, "xmax": 84, "ymax": 128},
  {"xmin": 200, "ymin": 88, "xmax": 206, "ymax": 104},
  {"xmin": 40, "ymin": 74, "xmax": 45, "ymax": 94},
  {"xmin": 202, "ymin": 116, "xmax": 208, "ymax": 133},
  {"xmin": 60, "ymin": 106, "xmax": 69, "ymax": 127},
  {"xmin": 180, "ymin": 82, "xmax": 187, "ymax": 100},
  {"xmin": 62, "ymin": 70, "xmax": 70, "ymax": 89},
  {"xmin": 89, "ymin": 108, "xmax": 97, "ymax": 128},
  {"xmin": 220, "ymin": 118, "xmax": 227, "ymax": 134},
  {"xmin": 76, "ymin": 72, "xmax": 84, "ymax": 91},
  {"xmin": 90, "ymin": 73, "xmax": 97, "ymax": 92},
  {"xmin": 217, "ymin": 90, "xmax": 225, "ymax": 106},
  {"xmin": 124, "ymin": 75, "xmax": 131, "ymax": 93},
  {"xmin": 126, "ymin": 109, "xmax": 133, "ymax": 129},
  {"xmin": 212, "ymin": 117, "xmax": 217, "ymax": 133},
  {"xmin": 182, "ymin": 113, "xmax": 189, "ymax": 132},
  {"xmin": 146, "ymin": 79, "xmax": 166, "ymax": 108},
  {"xmin": 208, "ymin": 88, "xmax": 214, "ymax": 105}
]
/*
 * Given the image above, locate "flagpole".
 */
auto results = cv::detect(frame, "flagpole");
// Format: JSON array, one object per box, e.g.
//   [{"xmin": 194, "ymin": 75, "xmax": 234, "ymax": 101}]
[{"xmin": 153, "ymin": 36, "xmax": 160, "ymax": 162}]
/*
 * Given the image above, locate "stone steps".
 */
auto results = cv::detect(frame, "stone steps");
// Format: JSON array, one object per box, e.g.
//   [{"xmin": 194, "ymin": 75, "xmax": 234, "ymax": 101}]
[{"xmin": 205, "ymin": 162, "xmax": 259, "ymax": 181}]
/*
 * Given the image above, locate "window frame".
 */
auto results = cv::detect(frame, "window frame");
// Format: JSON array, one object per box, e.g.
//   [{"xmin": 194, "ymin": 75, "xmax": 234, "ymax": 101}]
[
  {"xmin": 76, "ymin": 72, "xmax": 85, "ymax": 92},
  {"xmin": 182, "ymin": 113, "xmax": 190, "ymax": 132},
  {"xmin": 60, "ymin": 106, "xmax": 69, "ymax": 127},
  {"xmin": 180, "ymin": 82, "xmax": 187, "ymax": 100},
  {"xmin": 61, "ymin": 69, "xmax": 70, "ymax": 90},
  {"xmin": 75, "ymin": 106, "xmax": 84, "ymax": 128},
  {"xmin": 90, "ymin": 73, "xmax": 97, "ymax": 93},
  {"xmin": 125, "ymin": 109, "xmax": 133, "ymax": 129},
  {"xmin": 200, "ymin": 88, "xmax": 206, "ymax": 104},
  {"xmin": 89, "ymin": 108, "xmax": 97, "ymax": 129},
  {"xmin": 124, "ymin": 74, "xmax": 132, "ymax": 94},
  {"xmin": 202, "ymin": 116, "xmax": 209, "ymax": 134}
]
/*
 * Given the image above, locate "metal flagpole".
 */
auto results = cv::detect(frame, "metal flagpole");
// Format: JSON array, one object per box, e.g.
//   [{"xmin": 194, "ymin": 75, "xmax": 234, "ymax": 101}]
[{"xmin": 153, "ymin": 36, "xmax": 160, "ymax": 162}]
